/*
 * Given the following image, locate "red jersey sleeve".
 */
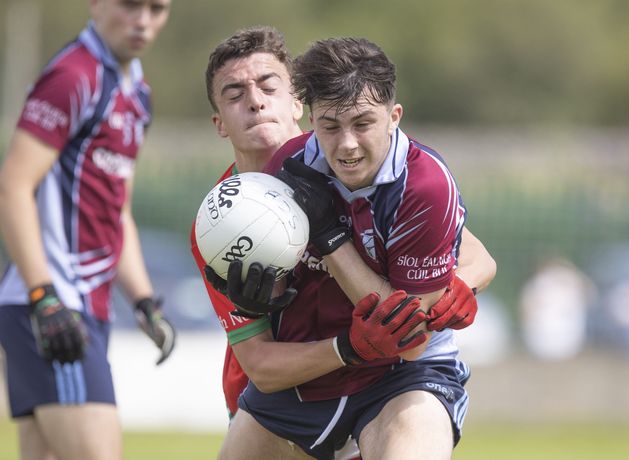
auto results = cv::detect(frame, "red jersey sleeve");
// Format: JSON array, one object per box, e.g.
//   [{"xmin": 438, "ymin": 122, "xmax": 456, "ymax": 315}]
[{"xmin": 190, "ymin": 221, "xmax": 270, "ymax": 344}]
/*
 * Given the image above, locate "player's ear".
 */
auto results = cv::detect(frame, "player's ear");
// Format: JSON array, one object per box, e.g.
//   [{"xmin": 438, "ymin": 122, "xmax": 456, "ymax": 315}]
[
  {"xmin": 212, "ymin": 113, "xmax": 228, "ymax": 138},
  {"xmin": 292, "ymin": 99, "xmax": 303, "ymax": 123},
  {"xmin": 388, "ymin": 103, "xmax": 403, "ymax": 135}
]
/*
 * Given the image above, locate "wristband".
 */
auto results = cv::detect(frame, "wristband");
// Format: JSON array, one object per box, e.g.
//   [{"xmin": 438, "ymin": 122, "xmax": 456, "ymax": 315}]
[
  {"xmin": 134, "ymin": 297, "xmax": 155, "ymax": 311},
  {"xmin": 335, "ymin": 331, "xmax": 365, "ymax": 366},
  {"xmin": 28, "ymin": 284, "xmax": 59, "ymax": 311},
  {"xmin": 331, "ymin": 337, "xmax": 347, "ymax": 366},
  {"xmin": 312, "ymin": 227, "xmax": 351, "ymax": 256}
]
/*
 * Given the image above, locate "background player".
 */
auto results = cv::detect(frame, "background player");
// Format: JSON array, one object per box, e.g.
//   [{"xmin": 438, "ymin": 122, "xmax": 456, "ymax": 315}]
[{"xmin": 0, "ymin": 1, "xmax": 174, "ymax": 459}]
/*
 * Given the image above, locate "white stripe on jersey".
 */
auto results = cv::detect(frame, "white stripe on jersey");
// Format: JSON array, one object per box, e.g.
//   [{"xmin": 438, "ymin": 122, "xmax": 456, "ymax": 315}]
[{"xmin": 386, "ymin": 206, "xmax": 432, "ymax": 250}]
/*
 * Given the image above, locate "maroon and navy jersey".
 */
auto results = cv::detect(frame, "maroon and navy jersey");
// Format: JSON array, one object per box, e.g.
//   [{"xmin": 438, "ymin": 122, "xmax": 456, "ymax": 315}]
[
  {"xmin": 0, "ymin": 23, "xmax": 152, "ymax": 321},
  {"xmin": 264, "ymin": 129, "xmax": 466, "ymax": 401}
]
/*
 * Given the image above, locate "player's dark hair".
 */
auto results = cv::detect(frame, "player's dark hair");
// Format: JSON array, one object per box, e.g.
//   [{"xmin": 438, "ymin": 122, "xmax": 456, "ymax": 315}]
[
  {"xmin": 292, "ymin": 37, "xmax": 396, "ymax": 113},
  {"xmin": 206, "ymin": 26, "xmax": 292, "ymax": 111}
]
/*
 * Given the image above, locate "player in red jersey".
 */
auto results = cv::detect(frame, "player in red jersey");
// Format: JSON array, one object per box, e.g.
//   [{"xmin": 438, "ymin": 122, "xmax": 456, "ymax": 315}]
[
  {"xmin": 192, "ymin": 28, "xmax": 496, "ymax": 459},
  {"xmin": 0, "ymin": 2, "xmax": 173, "ymax": 459}
]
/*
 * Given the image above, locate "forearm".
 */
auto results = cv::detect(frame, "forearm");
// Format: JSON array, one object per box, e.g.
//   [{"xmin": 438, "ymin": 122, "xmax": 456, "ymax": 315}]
[
  {"xmin": 324, "ymin": 241, "xmax": 446, "ymax": 360},
  {"xmin": 0, "ymin": 187, "xmax": 50, "ymax": 289},
  {"xmin": 116, "ymin": 210, "xmax": 153, "ymax": 301},
  {"xmin": 456, "ymin": 227, "xmax": 497, "ymax": 293},
  {"xmin": 233, "ymin": 331, "xmax": 344, "ymax": 393},
  {"xmin": 323, "ymin": 240, "xmax": 395, "ymax": 304}
]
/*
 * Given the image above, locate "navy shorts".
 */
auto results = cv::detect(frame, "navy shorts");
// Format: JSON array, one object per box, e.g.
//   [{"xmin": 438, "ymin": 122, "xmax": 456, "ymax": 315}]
[
  {"xmin": 0, "ymin": 304, "xmax": 115, "ymax": 418},
  {"xmin": 239, "ymin": 358, "xmax": 470, "ymax": 460}
]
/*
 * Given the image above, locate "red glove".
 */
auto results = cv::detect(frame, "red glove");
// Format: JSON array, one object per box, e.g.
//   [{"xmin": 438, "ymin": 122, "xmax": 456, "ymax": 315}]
[
  {"xmin": 336, "ymin": 291, "xmax": 428, "ymax": 365},
  {"xmin": 426, "ymin": 276, "xmax": 478, "ymax": 332}
]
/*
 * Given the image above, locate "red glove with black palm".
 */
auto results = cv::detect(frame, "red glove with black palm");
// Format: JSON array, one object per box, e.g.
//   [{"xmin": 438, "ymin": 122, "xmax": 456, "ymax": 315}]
[
  {"xmin": 426, "ymin": 276, "xmax": 478, "ymax": 331},
  {"xmin": 336, "ymin": 290, "xmax": 428, "ymax": 365}
]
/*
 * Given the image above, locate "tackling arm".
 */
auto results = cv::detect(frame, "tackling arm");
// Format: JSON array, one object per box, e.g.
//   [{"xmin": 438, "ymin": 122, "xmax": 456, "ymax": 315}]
[
  {"xmin": 231, "ymin": 330, "xmax": 343, "ymax": 393},
  {"xmin": 231, "ymin": 289, "xmax": 427, "ymax": 392},
  {"xmin": 324, "ymin": 241, "xmax": 445, "ymax": 360}
]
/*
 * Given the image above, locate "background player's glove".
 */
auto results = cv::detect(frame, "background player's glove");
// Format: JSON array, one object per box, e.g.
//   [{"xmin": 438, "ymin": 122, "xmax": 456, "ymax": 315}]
[
  {"xmin": 29, "ymin": 284, "xmax": 87, "ymax": 363},
  {"xmin": 134, "ymin": 297, "xmax": 176, "ymax": 365},
  {"xmin": 276, "ymin": 158, "xmax": 351, "ymax": 255},
  {"xmin": 205, "ymin": 260, "xmax": 297, "ymax": 319},
  {"xmin": 426, "ymin": 276, "xmax": 478, "ymax": 332},
  {"xmin": 336, "ymin": 290, "xmax": 428, "ymax": 365}
]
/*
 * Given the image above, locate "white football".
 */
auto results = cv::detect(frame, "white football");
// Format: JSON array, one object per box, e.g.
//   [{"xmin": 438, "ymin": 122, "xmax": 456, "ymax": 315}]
[{"xmin": 195, "ymin": 172, "xmax": 309, "ymax": 281}]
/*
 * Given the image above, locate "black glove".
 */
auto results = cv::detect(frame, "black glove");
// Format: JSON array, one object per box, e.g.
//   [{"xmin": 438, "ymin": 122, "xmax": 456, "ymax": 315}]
[
  {"xmin": 205, "ymin": 260, "xmax": 297, "ymax": 319},
  {"xmin": 29, "ymin": 284, "xmax": 87, "ymax": 363},
  {"xmin": 204, "ymin": 264, "xmax": 227, "ymax": 295},
  {"xmin": 276, "ymin": 158, "xmax": 351, "ymax": 255},
  {"xmin": 134, "ymin": 297, "xmax": 176, "ymax": 365}
]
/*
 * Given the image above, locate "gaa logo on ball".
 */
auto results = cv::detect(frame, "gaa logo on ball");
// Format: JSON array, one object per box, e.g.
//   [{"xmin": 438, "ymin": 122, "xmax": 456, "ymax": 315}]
[{"xmin": 195, "ymin": 173, "xmax": 309, "ymax": 281}]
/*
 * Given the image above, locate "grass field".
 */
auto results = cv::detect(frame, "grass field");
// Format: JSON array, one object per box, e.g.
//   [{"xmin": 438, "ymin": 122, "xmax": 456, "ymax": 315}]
[{"xmin": 2, "ymin": 419, "xmax": 628, "ymax": 459}]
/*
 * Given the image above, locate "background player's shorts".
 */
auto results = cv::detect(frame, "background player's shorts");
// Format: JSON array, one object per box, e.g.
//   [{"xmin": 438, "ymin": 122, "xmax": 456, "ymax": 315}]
[
  {"xmin": 239, "ymin": 358, "xmax": 470, "ymax": 460},
  {"xmin": 0, "ymin": 304, "xmax": 116, "ymax": 417}
]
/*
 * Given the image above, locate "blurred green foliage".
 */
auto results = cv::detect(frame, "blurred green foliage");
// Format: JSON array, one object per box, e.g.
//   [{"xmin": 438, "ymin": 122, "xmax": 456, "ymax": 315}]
[{"xmin": 1, "ymin": 0, "xmax": 628, "ymax": 124}]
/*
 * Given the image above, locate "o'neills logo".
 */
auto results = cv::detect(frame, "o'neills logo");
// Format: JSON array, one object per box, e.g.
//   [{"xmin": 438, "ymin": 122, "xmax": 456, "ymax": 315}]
[{"xmin": 93, "ymin": 148, "xmax": 135, "ymax": 178}]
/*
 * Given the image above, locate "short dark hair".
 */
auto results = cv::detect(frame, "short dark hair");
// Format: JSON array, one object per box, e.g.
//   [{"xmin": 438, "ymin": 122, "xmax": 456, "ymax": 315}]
[
  {"xmin": 291, "ymin": 37, "xmax": 396, "ymax": 113},
  {"xmin": 206, "ymin": 26, "xmax": 292, "ymax": 111}
]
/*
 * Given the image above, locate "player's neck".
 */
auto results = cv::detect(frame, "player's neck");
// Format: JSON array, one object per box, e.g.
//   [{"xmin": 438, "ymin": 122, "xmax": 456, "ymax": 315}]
[
  {"xmin": 119, "ymin": 69, "xmax": 133, "ymax": 93},
  {"xmin": 234, "ymin": 148, "xmax": 276, "ymax": 173}
]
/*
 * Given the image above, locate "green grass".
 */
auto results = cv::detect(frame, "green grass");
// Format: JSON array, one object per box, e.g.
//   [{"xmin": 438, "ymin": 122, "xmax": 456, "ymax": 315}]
[
  {"xmin": 2, "ymin": 418, "xmax": 628, "ymax": 459},
  {"xmin": 0, "ymin": 419, "xmax": 223, "ymax": 460},
  {"xmin": 455, "ymin": 422, "xmax": 629, "ymax": 460}
]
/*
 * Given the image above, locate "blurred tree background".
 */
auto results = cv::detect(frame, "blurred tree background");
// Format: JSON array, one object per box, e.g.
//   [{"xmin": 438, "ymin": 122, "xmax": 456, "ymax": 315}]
[
  {"xmin": 1, "ymin": 0, "xmax": 628, "ymax": 341},
  {"xmin": 2, "ymin": 0, "xmax": 627, "ymax": 124}
]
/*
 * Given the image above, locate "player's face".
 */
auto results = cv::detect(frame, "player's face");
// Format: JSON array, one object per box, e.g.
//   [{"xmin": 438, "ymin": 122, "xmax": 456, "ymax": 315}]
[
  {"xmin": 212, "ymin": 53, "xmax": 303, "ymax": 159},
  {"xmin": 311, "ymin": 97, "xmax": 402, "ymax": 191},
  {"xmin": 91, "ymin": 0, "xmax": 170, "ymax": 64}
]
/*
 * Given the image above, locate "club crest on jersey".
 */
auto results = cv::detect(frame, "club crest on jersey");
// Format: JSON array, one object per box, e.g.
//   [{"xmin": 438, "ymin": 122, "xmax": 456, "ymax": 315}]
[
  {"xmin": 361, "ymin": 229, "xmax": 377, "ymax": 261},
  {"xmin": 109, "ymin": 111, "xmax": 144, "ymax": 146}
]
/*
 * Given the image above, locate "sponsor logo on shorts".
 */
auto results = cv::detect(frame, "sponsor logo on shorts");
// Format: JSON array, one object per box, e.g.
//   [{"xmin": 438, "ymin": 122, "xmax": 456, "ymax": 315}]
[{"xmin": 424, "ymin": 382, "xmax": 455, "ymax": 401}]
